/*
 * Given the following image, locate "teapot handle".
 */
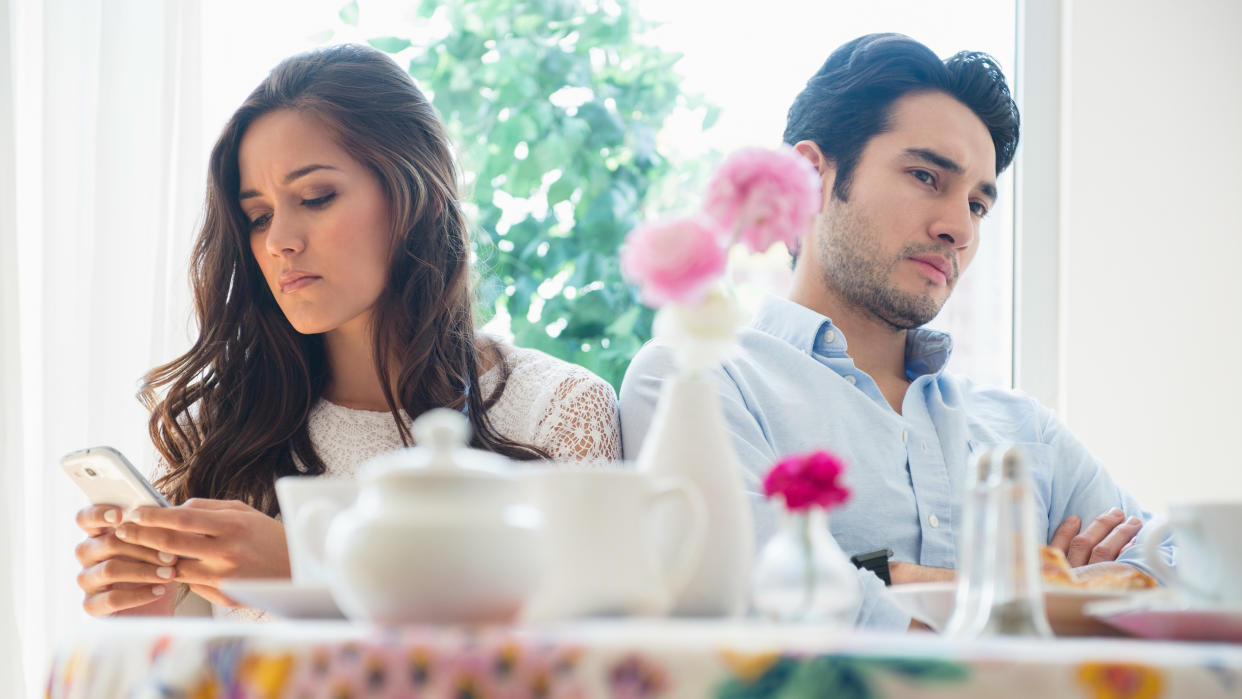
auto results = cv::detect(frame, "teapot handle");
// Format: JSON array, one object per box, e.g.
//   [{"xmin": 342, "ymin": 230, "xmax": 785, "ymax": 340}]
[
  {"xmin": 291, "ymin": 498, "xmax": 344, "ymax": 576},
  {"xmin": 1143, "ymin": 517, "xmax": 1207, "ymax": 597},
  {"xmin": 645, "ymin": 477, "xmax": 707, "ymax": 600}
]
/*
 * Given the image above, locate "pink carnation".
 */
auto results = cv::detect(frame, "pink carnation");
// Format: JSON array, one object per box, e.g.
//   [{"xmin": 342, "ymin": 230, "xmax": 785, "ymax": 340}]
[
  {"xmin": 702, "ymin": 145, "xmax": 823, "ymax": 253},
  {"xmin": 762, "ymin": 450, "xmax": 850, "ymax": 511},
  {"xmin": 620, "ymin": 215, "xmax": 728, "ymax": 306}
]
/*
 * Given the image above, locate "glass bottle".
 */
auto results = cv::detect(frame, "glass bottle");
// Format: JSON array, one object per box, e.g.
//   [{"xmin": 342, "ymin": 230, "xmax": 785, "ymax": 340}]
[
  {"xmin": 943, "ymin": 447, "xmax": 999, "ymax": 637},
  {"xmin": 751, "ymin": 507, "xmax": 861, "ymax": 624},
  {"xmin": 977, "ymin": 445, "xmax": 1053, "ymax": 637}
]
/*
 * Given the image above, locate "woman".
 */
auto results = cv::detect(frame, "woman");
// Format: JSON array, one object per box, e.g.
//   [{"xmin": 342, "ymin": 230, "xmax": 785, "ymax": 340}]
[{"xmin": 72, "ymin": 44, "xmax": 620, "ymax": 618}]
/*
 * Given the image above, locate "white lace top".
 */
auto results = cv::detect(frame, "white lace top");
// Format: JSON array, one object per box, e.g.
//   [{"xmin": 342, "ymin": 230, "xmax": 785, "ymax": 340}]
[
  {"xmin": 172, "ymin": 343, "xmax": 620, "ymax": 620},
  {"xmin": 301, "ymin": 343, "xmax": 621, "ymax": 474}
]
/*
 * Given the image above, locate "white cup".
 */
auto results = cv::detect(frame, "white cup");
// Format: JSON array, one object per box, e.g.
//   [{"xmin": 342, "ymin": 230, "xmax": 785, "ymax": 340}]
[
  {"xmin": 519, "ymin": 465, "xmax": 706, "ymax": 621},
  {"xmin": 1144, "ymin": 501, "xmax": 1242, "ymax": 606},
  {"xmin": 274, "ymin": 476, "xmax": 359, "ymax": 585}
]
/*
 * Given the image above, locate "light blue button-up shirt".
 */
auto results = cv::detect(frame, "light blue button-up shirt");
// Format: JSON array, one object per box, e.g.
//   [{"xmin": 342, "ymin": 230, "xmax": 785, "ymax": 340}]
[{"xmin": 619, "ymin": 295, "xmax": 1174, "ymax": 631}]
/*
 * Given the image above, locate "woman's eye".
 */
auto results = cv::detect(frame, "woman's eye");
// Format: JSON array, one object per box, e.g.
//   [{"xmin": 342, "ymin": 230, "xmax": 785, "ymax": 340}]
[
  {"xmin": 911, "ymin": 169, "xmax": 936, "ymax": 187},
  {"xmin": 302, "ymin": 192, "xmax": 336, "ymax": 208},
  {"xmin": 248, "ymin": 213, "xmax": 272, "ymax": 232}
]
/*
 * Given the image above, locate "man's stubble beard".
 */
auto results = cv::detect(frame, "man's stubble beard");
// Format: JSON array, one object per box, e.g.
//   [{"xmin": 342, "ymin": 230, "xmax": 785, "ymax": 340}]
[{"xmin": 815, "ymin": 203, "xmax": 954, "ymax": 331}]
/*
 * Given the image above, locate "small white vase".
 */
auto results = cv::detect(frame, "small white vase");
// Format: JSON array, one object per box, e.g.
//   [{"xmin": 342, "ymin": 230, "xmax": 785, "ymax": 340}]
[
  {"xmin": 635, "ymin": 372, "xmax": 755, "ymax": 617},
  {"xmin": 752, "ymin": 507, "xmax": 861, "ymax": 624}
]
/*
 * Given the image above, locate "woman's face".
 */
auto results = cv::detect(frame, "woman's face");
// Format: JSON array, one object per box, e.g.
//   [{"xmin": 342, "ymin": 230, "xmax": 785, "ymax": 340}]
[{"xmin": 239, "ymin": 109, "xmax": 392, "ymax": 337}]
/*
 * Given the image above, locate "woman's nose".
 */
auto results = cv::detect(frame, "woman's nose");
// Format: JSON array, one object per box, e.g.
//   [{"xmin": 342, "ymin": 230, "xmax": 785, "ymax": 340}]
[{"xmin": 263, "ymin": 212, "xmax": 305, "ymax": 256}]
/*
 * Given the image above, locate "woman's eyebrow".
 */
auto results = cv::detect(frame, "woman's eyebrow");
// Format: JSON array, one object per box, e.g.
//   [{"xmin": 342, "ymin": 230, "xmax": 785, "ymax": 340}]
[{"xmin": 238, "ymin": 164, "xmax": 341, "ymax": 201}]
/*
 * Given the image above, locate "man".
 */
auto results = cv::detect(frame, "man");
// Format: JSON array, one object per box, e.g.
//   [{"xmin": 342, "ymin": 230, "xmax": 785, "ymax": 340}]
[{"xmin": 619, "ymin": 33, "xmax": 1172, "ymax": 630}]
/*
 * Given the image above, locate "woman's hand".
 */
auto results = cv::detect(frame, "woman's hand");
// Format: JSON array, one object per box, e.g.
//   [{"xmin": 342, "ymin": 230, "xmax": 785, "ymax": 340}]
[
  {"xmin": 74, "ymin": 505, "xmax": 178, "ymax": 617},
  {"xmin": 119, "ymin": 499, "xmax": 291, "ymax": 607}
]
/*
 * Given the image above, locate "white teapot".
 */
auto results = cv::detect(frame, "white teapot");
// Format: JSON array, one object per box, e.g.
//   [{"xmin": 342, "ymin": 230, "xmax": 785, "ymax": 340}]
[{"xmin": 322, "ymin": 408, "xmax": 542, "ymax": 624}]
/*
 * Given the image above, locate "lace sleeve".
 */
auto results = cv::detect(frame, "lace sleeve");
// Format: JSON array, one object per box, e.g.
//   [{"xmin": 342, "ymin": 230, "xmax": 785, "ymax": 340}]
[{"xmin": 534, "ymin": 372, "xmax": 622, "ymax": 463}]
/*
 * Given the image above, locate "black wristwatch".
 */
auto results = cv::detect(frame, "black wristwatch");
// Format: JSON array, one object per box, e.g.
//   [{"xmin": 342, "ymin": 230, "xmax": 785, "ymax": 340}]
[{"xmin": 850, "ymin": 548, "xmax": 894, "ymax": 586}]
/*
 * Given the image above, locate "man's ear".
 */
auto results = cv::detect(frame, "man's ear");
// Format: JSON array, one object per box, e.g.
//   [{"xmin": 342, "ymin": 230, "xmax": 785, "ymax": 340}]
[{"xmin": 793, "ymin": 140, "xmax": 836, "ymax": 206}]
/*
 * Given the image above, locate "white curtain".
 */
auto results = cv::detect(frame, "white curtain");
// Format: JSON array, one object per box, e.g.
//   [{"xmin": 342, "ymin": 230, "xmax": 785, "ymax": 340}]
[
  {"xmin": 3, "ymin": 1, "xmax": 203, "ymax": 696},
  {"xmin": 2, "ymin": 0, "xmax": 24, "ymax": 693}
]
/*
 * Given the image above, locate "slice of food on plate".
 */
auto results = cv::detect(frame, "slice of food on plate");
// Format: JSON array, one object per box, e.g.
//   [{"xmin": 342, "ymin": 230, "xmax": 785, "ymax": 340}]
[{"xmin": 1039, "ymin": 546, "xmax": 1157, "ymax": 591}]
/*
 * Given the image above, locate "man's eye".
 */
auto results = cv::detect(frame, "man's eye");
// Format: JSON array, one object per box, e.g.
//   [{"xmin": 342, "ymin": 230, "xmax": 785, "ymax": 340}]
[
  {"xmin": 302, "ymin": 192, "xmax": 336, "ymax": 208},
  {"xmin": 970, "ymin": 201, "xmax": 989, "ymax": 218},
  {"xmin": 911, "ymin": 169, "xmax": 936, "ymax": 187}
]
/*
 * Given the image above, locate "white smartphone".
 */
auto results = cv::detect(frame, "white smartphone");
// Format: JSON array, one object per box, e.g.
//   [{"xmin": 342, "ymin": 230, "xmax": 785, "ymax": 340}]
[{"xmin": 61, "ymin": 446, "xmax": 171, "ymax": 511}]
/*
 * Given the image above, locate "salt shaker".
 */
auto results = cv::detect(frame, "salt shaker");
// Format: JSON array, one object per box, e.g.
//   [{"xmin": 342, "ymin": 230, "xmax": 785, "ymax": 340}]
[
  {"xmin": 943, "ymin": 447, "xmax": 999, "ymax": 637},
  {"xmin": 976, "ymin": 445, "xmax": 1053, "ymax": 637}
]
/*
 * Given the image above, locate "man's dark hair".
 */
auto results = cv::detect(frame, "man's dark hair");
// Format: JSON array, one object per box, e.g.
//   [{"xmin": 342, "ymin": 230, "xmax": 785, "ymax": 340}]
[{"xmin": 784, "ymin": 33, "xmax": 1020, "ymax": 201}]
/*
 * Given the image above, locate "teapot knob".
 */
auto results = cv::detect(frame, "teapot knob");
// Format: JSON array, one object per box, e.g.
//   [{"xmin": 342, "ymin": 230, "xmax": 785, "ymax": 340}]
[{"xmin": 412, "ymin": 408, "xmax": 471, "ymax": 457}]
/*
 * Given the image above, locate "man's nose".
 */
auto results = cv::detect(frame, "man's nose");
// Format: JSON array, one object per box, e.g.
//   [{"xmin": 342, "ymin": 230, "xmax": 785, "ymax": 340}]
[{"xmin": 928, "ymin": 199, "xmax": 975, "ymax": 249}]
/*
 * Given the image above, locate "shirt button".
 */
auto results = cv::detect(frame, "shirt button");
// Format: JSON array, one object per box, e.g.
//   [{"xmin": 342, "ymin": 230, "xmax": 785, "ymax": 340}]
[
  {"xmin": 844, "ymin": 375, "xmax": 857, "ymax": 385},
  {"xmin": 824, "ymin": 330, "xmax": 836, "ymax": 343},
  {"xmin": 929, "ymin": 514, "xmax": 940, "ymax": 528},
  {"xmin": 921, "ymin": 440, "xmax": 928, "ymax": 453},
  {"xmin": 902, "ymin": 430, "xmax": 908, "ymax": 444}
]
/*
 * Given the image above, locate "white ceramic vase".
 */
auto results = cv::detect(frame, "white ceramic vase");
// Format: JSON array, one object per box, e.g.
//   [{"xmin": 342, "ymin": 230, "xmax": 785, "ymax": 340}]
[{"xmin": 635, "ymin": 371, "xmax": 755, "ymax": 617}]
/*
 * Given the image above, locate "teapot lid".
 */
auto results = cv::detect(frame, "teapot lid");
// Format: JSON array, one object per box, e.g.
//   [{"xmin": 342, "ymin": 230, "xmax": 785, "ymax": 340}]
[{"xmin": 359, "ymin": 408, "xmax": 514, "ymax": 483}]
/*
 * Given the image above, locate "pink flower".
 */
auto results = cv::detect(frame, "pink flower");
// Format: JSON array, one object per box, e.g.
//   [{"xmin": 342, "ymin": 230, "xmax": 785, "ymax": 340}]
[
  {"xmin": 763, "ymin": 450, "xmax": 850, "ymax": 511},
  {"xmin": 702, "ymin": 146, "xmax": 822, "ymax": 253},
  {"xmin": 620, "ymin": 215, "xmax": 728, "ymax": 306}
]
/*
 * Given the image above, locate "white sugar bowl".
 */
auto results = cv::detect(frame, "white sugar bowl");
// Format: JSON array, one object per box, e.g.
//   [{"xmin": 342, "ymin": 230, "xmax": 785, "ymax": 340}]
[{"xmin": 323, "ymin": 408, "xmax": 542, "ymax": 624}]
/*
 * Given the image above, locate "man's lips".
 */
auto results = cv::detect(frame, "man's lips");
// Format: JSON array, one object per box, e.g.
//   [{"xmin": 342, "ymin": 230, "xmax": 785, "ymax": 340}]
[
  {"xmin": 278, "ymin": 272, "xmax": 321, "ymax": 294},
  {"xmin": 908, "ymin": 255, "xmax": 952, "ymax": 285}
]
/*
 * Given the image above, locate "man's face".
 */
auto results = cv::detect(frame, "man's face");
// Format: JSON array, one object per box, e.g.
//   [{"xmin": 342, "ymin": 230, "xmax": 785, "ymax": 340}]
[{"xmin": 808, "ymin": 91, "xmax": 998, "ymax": 329}]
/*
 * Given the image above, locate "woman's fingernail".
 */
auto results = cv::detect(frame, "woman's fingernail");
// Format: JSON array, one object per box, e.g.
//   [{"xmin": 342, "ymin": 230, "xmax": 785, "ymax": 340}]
[
  {"xmin": 158, "ymin": 552, "xmax": 175, "ymax": 564},
  {"xmin": 103, "ymin": 510, "xmax": 119, "ymax": 524},
  {"xmin": 151, "ymin": 585, "xmax": 166, "ymax": 597},
  {"xmin": 1129, "ymin": 516, "xmax": 1141, "ymax": 525},
  {"xmin": 156, "ymin": 566, "xmax": 174, "ymax": 579},
  {"xmin": 115, "ymin": 526, "xmax": 129, "ymax": 540},
  {"xmin": 1109, "ymin": 507, "xmax": 1123, "ymax": 516}
]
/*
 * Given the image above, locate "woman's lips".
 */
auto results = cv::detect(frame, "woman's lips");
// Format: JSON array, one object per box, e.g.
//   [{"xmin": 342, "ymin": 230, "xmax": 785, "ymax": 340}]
[{"xmin": 280, "ymin": 275, "xmax": 321, "ymax": 294}]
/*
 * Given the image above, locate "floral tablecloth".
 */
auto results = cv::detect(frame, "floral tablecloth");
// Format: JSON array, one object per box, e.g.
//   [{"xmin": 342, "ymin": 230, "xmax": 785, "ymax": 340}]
[{"xmin": 46, "ymin": 619, "xmax": 1242, "ymax": 698}]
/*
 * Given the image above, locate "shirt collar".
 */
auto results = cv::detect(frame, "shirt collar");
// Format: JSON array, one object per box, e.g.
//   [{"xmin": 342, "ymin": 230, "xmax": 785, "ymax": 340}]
[{"xmin": 751, "ymin": 294, "xmax": 955, "ymax": 379}]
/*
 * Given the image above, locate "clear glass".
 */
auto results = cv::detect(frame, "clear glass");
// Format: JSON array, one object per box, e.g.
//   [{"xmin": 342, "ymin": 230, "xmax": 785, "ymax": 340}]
[
  {"xmin": 751, "ymin": 508, "xmax": 861, "ymax": 624},
  {"xmin": 976, "ymin": 446, "xmax": 1053, "ymax": 637},
  {"xmin": 944, "ymin": 449, "xmax": 999, "ymax": 637}
]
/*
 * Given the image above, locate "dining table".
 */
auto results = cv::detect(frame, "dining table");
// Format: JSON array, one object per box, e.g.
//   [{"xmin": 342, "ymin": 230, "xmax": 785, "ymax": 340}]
[{"xmin": 45, "ymin": 617, "xmax": 1242, "ymax": 698}]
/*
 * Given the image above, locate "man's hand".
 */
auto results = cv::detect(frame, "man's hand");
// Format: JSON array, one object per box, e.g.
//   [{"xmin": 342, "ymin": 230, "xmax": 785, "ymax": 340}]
[
  {"xmin": 1049, "ymin": 508, "xmax": 1143, "ymax": 567},
  {"xmin": 889, "ymin": 561, "xmax": 954, "ymax": 584}
]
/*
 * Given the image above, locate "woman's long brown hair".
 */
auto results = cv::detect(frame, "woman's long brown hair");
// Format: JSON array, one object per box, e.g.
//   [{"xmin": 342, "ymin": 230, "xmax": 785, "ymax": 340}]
[{"xmin": 140, "ymin": 44, "xmax": 546, "ymax": 515}]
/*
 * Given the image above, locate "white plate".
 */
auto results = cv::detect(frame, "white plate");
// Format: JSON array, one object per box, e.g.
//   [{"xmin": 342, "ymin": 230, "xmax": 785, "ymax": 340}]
[
  {"xmin": 219, "ymin": 578, "xmax": 344, "ymax": 620},
  {"xmin": 1084, "ymin": 592, "xmax": 1242, "ymax": 642},
  {"xmin": 888, "ymin": 582, "xmax": 1130, "ymax": 636}
]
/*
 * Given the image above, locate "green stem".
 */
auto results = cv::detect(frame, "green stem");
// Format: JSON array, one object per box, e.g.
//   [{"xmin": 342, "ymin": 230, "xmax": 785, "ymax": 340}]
[{"xmin": 800, "ymin": 510, "xmax": 816, "ymax": 613}]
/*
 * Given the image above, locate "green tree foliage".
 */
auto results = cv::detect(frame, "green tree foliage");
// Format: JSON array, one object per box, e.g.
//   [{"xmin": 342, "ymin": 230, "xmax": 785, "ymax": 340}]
[{"xmin": 340, "ymin": 0, "xmax": 717, "ymax": 389}]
